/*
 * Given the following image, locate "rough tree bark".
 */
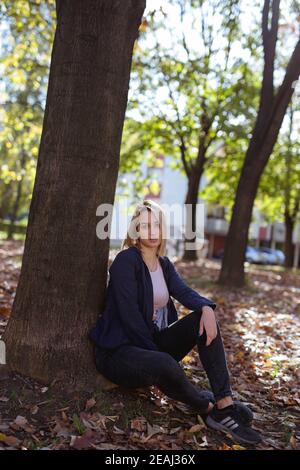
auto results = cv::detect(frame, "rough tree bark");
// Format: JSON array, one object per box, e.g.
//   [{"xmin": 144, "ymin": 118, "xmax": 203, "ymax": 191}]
[
  {"xmin": 3, "ymin": 0, "xmax": 146, "ymax": 390},
  {"xmin": 218, "ymin": 0, "xmax": 300, "ymax": 287}
]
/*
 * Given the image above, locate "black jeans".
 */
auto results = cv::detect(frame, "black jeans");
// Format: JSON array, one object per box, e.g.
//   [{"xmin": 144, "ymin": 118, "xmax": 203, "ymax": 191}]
[{"xmin": 95, "ymin": 310, "xmax": 233, "ymax": 414}]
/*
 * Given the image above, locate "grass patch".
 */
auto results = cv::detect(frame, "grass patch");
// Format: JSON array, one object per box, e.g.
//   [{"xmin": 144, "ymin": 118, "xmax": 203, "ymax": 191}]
[{"xmin": 72, "ymin": 413, "xmax": 86, "ymax": 435}]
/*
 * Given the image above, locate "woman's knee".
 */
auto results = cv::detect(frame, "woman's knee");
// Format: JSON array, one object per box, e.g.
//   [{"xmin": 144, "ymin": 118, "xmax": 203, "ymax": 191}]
[{"xmin": 158, "ymin": 352, "xmax": 184, "ymax": 379}]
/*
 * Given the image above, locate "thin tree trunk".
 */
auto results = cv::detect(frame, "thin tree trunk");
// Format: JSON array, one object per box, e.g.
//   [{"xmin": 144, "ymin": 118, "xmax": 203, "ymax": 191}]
[
  {"xmin": 3, "ymin": 0, "xmax": 146, "ymax": 390},
  {"xmin": 7, "ymin": 152, "xmax": 27, "ymax": 240},
  {"xmin": 181, "ymin": 126, "xmax": 210, "ymax": 261},
  {"xmin": 0, "ymin": 183, "xmax": 13, "ymax": 223},
  {"xmin": 284, "ymin": 211, "xmax": 294, "ymax": 268},
  {"xmin": 218, "ymin": 0, "xmax": 300, "ymax": 287},
  {"xmin": 182, "ymin": 172, "xmax": 202, "ymax": 261},
  {"xmin": 218, "ymin": 164, "xmax": 261, "ymax": 286},
  {"xmin": 282, "ymin": 106, "xmax": 299, "ymax": 269}
]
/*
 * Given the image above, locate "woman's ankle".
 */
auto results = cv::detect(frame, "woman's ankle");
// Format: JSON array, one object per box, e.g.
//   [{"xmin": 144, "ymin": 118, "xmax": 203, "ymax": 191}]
[{"xmin": 216, "ymin": 396, "xmax": 233, "ymax": 409}]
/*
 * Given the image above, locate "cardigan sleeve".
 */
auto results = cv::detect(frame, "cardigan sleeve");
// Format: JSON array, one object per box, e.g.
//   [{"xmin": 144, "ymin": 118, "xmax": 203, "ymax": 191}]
[
  {"xmin": 109, "ymin": 251, "xmax": 159, "ymax": 351},
  {"xmin": 166, "ymin": 257, "xmax": 217, "ymax": 312}
]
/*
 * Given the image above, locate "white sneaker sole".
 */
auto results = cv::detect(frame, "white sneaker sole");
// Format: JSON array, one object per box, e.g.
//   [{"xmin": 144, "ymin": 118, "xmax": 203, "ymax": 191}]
[{"xmin": 205, "ymin": 416, "xmax": 262, "ymax": 445}]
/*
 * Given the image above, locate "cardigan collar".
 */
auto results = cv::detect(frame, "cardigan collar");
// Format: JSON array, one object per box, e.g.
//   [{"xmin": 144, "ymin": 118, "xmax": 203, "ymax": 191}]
[
  {"xmin": 127, "ymin": 245, "xmax": 168, "ymax": 275},
  {"xmin": 127, "ymin": 245, "xmax": 170, "ymax": 295},
  {"xmin": 124, "ymin": 245, "xmax": 177, "ymax": 326}
]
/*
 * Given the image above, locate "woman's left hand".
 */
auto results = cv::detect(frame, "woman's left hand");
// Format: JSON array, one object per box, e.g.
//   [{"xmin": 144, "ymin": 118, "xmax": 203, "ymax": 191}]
[{"xmin": 199, "ymin": 306, "xmax": 218, "ymax": 346}]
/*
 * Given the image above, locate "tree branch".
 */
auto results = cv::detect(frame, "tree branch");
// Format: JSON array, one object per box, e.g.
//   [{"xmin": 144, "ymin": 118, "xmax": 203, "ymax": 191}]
[{"xmin": 260, "ymin": 0, "xmax": 280, "ymax": 112}]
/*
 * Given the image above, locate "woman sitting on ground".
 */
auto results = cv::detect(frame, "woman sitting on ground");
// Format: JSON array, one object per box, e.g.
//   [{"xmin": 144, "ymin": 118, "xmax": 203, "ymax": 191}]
[{"xmin": 89, "ymin": 199, "xmax": 262, "ymax": 445}]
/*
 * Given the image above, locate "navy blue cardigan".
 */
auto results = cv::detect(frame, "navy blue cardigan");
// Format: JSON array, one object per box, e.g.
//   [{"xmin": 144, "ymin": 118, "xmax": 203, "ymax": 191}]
[{"xmin": 89, "ymin": 246, "xmax": 217, "ymax": 352}]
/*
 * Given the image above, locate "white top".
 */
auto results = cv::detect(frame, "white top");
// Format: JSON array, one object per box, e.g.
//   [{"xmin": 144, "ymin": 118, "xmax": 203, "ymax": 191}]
[{"xmin": 149, "ymin": 259, "xmax": 169, "ymax": 329}]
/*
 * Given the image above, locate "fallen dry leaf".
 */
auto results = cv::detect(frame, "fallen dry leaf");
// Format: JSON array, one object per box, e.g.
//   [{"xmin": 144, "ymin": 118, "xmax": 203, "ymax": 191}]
[
  {"xmin": 85, "ymin": 397, "xmax": 96, "ymax": 411},
  {"xmin": 0, "ymin": 432, "xmax": 21, "ymax": 447},
  {"xmin": 188, "ymin": 423, "xmax": 206, "ymax": 433}
]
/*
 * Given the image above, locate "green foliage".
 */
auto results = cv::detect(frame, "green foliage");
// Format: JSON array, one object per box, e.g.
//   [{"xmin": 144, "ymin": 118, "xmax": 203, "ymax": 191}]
[
  {"xmin": 0, "ymin": 1, "xmax": 56, "ymax": 228},
  {"xmin": 1, "ymin": 0, "xmax": 298, "ymax": 232},
  {"xmin": 129, "ymin": 0, "xmax": 262, "ymax": 186},
  {"xmin": 257, "ymin": 104, "xmax": 300, "ymax": 224}
]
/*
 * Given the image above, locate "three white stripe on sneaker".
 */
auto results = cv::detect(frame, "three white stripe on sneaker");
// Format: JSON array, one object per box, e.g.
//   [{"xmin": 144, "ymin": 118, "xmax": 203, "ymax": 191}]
[{"xmin": 220, "ymin": 416, "xmax": 239, "ymax": 430}]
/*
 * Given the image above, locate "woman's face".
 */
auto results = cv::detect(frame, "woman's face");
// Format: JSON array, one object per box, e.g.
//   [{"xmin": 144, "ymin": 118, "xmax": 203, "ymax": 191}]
[{"xmin": 137, "ymin": 209, "xmax": 161, "ymax": 249}]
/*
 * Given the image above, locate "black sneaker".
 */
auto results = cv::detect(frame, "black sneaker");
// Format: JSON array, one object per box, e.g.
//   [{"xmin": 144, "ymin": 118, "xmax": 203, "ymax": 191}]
[
  {"xmin": 198, "ymin": 391, "xmax": 253, "ymax": 426},
  {"xmin": 233, "ymin": 400, "xmax": 254, "ymax": 425},
  {"xmin": 205, "ymin": 403, "xmax": 262, "ymax": 445}
]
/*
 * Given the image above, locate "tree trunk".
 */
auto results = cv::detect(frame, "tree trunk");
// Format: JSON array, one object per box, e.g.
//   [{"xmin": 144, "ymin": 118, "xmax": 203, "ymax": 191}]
[
  {"xmin": 7, "ymin": 152, "xmax": 27, "ymax": 240},
  {"xmin": 218, "ymin": 162, "xmax": 262, "ymax": 287},
  {"xmin": 182, "ymin": 172, "xmax": 202, "ymax": 262},
  {"xmin": 218, "ymin": 2, "xmax": 300, "ymax": 287},
  {"xmin": 3, "ymin": 0, "xmax": 146, "ymax": 391},
  {"xmin": 284, "ymin": 211, "xmax": 294, "ymax": 268},
  {"xmin": 0, "ymin": 182, "xmax": 13, "ymax": 222},
  {"xmin": 219, "ymin": 100, "xmax": 299, "ymax": 287}
]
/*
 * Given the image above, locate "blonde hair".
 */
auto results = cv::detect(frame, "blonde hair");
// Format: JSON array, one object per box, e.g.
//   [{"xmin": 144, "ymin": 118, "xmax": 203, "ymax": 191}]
[{"xmin": 121, "ymin": 199, "xmax": 167, "ymax": 257}]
